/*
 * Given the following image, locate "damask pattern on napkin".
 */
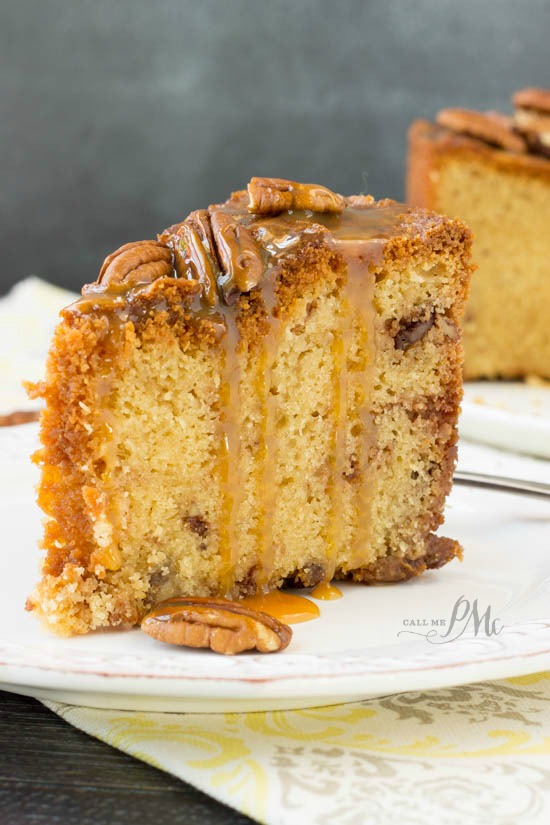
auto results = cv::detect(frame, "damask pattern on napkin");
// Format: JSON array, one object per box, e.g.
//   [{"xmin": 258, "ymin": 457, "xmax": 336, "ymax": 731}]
[{"xmin": 45, "ymin": 672, "xmax": 550, "ymax": 825}]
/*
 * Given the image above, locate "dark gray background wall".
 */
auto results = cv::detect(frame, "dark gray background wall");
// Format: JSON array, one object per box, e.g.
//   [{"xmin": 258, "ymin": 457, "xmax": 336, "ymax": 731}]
[{"xmin": 1, "ymin": 0, "xmax": 549, "ymax": 292}]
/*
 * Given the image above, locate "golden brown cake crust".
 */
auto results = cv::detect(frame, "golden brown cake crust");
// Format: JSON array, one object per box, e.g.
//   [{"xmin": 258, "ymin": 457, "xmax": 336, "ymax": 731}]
[
  {"xmin": 407, "ymin": 118, "xmax": 550, "ymax": 209},
  {"xmin": 77, "ymin": 181, "xmax": 472, "ymax": 315},
  {"xmin": 344, "ymin": 535, "xmax": 462, "ymax": 583},
  {"xmin": 28, "ymin": 178, "xmax": 472, "ymax": 634},
  {"xmin": 408, "ymin": 94, "xmax": 550, "ymax": 381},
  {"xmin": 28, "ymin": 279, "xmax": 216, "ymax": 594}
]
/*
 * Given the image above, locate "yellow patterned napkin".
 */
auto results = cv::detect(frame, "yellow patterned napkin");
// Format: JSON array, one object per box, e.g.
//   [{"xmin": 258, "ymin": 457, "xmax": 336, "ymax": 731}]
[{"xmin": 44, "ymin": 672, "xmax": 550, "ymax": 825}]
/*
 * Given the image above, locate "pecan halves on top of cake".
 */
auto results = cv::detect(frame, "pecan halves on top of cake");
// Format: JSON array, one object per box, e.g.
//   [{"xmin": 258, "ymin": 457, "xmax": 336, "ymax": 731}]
[
  {"xmin": 512, "ymin": 88, "xmax": 550, "ymax": 113},
  {"xmin": 512, "ymin": 88, "xmax": 550, "ymax": 157},
  {"xmin": 209, "ymin": 209, "xmax": 264, "ymax": 302},
  {"xmin": 345, "ymin": 194, "xmax": 376, "ymax": 209},
  {"xmin": 160, "ymin": 210, "xmax": 221, "ymax": 307},
  {"xmin": 247, "ymin": 177, "xmax": 345, "ymax": 215},
  {"xmin": 83, "ymin": 240, "xmax": 175, "ymax": 294},
  {"xmin": 436, "ymin": 108, "xmax": 526, "ymax": 153}
]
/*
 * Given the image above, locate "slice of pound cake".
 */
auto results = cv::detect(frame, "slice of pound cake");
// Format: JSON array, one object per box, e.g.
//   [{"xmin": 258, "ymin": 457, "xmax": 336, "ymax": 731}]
[
  {"xmin": 407, "ymin": 89, "xmax": 550, "ymax": 379},
  {"xmin": 27, "ymin": 178, "xmax": 472, "ymax": 635}
]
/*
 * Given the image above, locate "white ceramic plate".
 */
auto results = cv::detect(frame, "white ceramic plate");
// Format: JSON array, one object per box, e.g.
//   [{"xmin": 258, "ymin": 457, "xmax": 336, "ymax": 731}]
[
  {"xmin": 461, "ymin": 381, "xmax": 550, "ymax": 458},
  {"xmin": 0, "ymin": 278, "xmax": 77, "ymax": 416},
  {"xmin": 1, "ymin": 423, "xmax": 549, "ymax": 713}
]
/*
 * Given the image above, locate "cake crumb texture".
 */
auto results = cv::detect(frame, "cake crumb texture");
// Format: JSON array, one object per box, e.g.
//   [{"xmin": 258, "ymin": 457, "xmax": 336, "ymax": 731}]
[
  {"xmin": 28, "ymin": 183, "xmax": 471, "ymax": 635},
  {"xmin": 408, "ymin": 98, "xmax": 550, "ymax": 380}
]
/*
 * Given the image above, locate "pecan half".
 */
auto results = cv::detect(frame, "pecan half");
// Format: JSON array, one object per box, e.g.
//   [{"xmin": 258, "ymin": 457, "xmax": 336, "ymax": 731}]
[
  {"xmin": 209, "ymin": 209, "xmax": 264, "ymax": 301},
  {"xmin": 248, "ymin": 177, "xmax": 345, "ymax": 215},
  {"xmin": 512, "ymin": 88, "xmax": 550, "ymax": 157},
  {"xmin": 436, "ymin": 108, "xmax": 526, "ymax": 153},
  {"xmin": 83, "ymin": 240, "xmax": 174, "ymax": 294},
  {"xmin": 512, "ymin": 88, "xmax": 550, "ymax": 113},
  {"xmin": 141, "ymin": 596, "xmax": 292, "ymax": 654},
  {"xmin": 345, "ymin": 194, "xmax": 375, "ymax": 209},
  {"xmin": 394, "ymin": 311, "xmax": 436, "ymax": 351},
  {"xmin": 160, "ymin": 211, "xmax": 220, "ymax": 307}
]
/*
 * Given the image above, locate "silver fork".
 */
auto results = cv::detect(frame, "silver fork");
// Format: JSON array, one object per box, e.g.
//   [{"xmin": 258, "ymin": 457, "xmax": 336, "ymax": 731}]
[{"xmin": 454, "ymin": 470, "xmax": 550, "ymax": 500}]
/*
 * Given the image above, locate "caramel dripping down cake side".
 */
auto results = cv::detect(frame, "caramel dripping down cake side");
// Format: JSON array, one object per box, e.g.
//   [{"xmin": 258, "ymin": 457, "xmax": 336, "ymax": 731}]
[
  {"xmin": 407, "ymin": 90, "xmax": 550, "ymax": 380},
  {"xmin": 27, "ymin": 177, "xmax": 472, "ymax": 635}
]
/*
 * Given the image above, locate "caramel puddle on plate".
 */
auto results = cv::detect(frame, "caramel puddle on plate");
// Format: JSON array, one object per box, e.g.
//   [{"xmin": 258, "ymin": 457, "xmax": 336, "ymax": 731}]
[
  {"xmin": 240, "ymin": 591, "xmax": 320, "ymax": 624},
  {"xmin": 310, "ymin": 581, "xmax": 343, "ymax": 601}
]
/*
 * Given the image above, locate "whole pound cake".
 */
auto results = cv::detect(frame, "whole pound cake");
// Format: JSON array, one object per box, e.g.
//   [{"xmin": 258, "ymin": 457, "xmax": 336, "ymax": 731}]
[
  {"xmin": 408, "ymin": 89, "xmax": 550, "ymax": 379},
  {"xmin": 27, "ymin": 178, "xmax": 472, "ymax": 635}
]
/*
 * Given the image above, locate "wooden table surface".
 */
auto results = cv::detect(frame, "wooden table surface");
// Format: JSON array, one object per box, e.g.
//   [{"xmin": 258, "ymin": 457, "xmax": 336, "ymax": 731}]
[{"xmin": 0, "ymin": 690, "xmax": 254, "ymax": 824}]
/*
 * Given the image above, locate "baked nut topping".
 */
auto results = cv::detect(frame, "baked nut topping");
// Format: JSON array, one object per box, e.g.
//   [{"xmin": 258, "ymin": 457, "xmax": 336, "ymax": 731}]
[
  {"xmin": 141, "ymin": 596, "xmax": 292, "ymax": 654},
  {"xmin": 394, "ymin": 311, "xmax": 436, "ymax": 351},
  {"xmin": 513, "ymin": 88, "xmax": 550, "ymax": 157},
  {"xmin": 210, "ymin": 210, "xmax": 264, "ymax": 300},
  {"xmin": 512, "ymin": 88, "xmax": 550, "ymax": 113},
  {"xmin": 247, "ymin": 177, "xmax": 345, "ymax": 215},
  {"xmin": 160, "ymin": 212, "xmax": 221, "ymax": 307},
  {"xmin": 436, "ymin": 108, "xmax": 526, "ymax": 153},
  {"xmin": 84, "ymin": 240, "xmax": 174, "ymax": 294},
  {"xmin": 345, "ymin": 194, "xmax": 376, "ymax": 209}
]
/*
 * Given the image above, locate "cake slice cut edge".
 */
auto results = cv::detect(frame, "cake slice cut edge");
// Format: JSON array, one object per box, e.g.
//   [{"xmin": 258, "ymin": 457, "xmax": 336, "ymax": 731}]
[
  {"xmin": 27, "ymin": 178, "xmax": 473, "ymax": 635},
  {"xmin": 407, "ymin": 94, "xmax": 550, "ymax": 380}
]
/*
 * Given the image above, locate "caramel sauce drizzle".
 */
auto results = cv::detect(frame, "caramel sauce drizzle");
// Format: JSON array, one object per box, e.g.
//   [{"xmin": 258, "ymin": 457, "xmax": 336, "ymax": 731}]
[
  {"xmin": 241, "ymin": 590, "xmax": 320, "ymax": 624},
  {"xmin": 234, "ymin": 202, "xmax": 405, "ymax": 584},
  {"xmin": 334, "ymin": 241, "xmax": 377, "ymax": 569},
  {"xmin": 68, "ymin": 182, "xmax": 408, "ymax": 597},
  {"xmin": 216, "ymin": 304, "xmax": 242, "ymax": 595},
  {"xmin": 310, "ymin": 581, "xmax": 343, "ymax": 601},
  {"xmin": 254, "ymin": 265, "xmax": 282, "ymax": 590},
  {"xmin": 325, "ymin": 296, "xmax": 352, "ymax": 581},
  {"xmin": 327, "ymin": 284, "xmax": 349, "ymax": 581},
  {"xmin": 176, "ymin": 219, "xmax": 218, "ymax": 307}
]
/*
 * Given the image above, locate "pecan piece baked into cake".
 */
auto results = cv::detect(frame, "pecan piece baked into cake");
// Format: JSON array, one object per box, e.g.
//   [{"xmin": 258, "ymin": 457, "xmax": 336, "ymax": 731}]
[
  {"xmin": 27, "ymin": 178, "xmax": 472, "ymax": 635},
  {"xmin": 407, "ymin": 89, "xmax": 550, "ymax": 379}
]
